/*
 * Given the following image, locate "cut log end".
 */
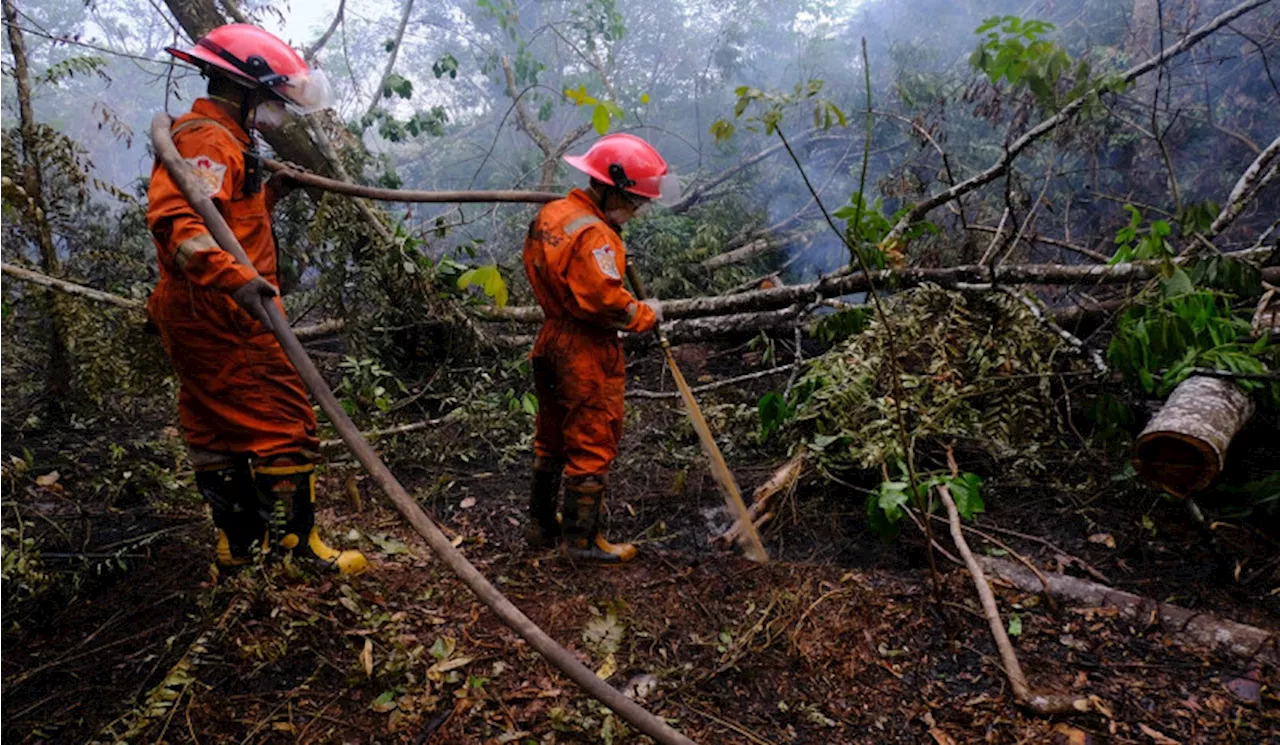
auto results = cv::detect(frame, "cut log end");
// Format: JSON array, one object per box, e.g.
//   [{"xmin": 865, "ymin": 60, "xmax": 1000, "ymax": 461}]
[
  {"xmin": 1133, "ymin": 431, "xmax": 1222, "ymax": 497},
  {"xmin": 1134, "ymin": 376, "xmax": 1255, "ymax": 497}
]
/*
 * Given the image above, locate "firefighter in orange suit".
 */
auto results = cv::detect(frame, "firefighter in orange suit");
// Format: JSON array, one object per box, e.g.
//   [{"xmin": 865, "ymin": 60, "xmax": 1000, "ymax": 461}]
[
  {"xmin": 148, "ymin": 24, "xmax": 364, "ymax": 574},
  {"xmin": 523, "ymin": 133, "xmax": 679, "ymax": 563}
]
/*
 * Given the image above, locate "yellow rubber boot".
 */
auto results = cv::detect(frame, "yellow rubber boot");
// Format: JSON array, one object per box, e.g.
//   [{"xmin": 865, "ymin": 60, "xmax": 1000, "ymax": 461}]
[
  {"xmin": 255, "ymin": 458, "xmax": 368, "ymax": 575},
  {"xmin": 196, "ymin": 460, "xmax": 263, "ymax": 570},
  {"xmin": 561, "ymin": 476, "xmax": 635, "ymax": 564}
]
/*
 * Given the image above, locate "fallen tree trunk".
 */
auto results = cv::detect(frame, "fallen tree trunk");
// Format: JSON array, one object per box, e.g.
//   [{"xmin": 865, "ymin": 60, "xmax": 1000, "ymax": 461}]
[
  {"xmin": 1, "ymin": 262, "xmax": 144, "ymax": 312},
  {"xmin": 1134, "ymin": 376, "xmax": 1255, "ymax": 496},
  {"xmin": 699, "ymin": 230, "xmax": 814, "ymax": 270},
  {"xmin": 979, "ymin": 556, "xmax": 1277, "ymax": 666},
  {"xmin": 478, "ymin": 253, "xmax": 1277, "ymax": 323},
  {"xmin": 700, "ymin": 237, "xmax": 775, "ymax": 270},
  {"xmin": 1253, "ymin": 288, "xmax": 1279, "ymax": 338}
]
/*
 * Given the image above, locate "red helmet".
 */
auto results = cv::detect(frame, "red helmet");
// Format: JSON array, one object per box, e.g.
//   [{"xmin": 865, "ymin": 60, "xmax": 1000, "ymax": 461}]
[
  {"xmin": 564, "ymin": 133, "xmax": 679, "ymax": 205},
  {"xmin": 167, "ymin": 24, "xmax": 333, "ymax": 113}
]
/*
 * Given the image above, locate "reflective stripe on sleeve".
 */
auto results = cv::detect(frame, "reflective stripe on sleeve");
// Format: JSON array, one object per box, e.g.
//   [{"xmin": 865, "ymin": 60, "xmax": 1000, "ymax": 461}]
[{"xmin": 174, "ymin": 233, "xmax": 220, "ymax": 273}]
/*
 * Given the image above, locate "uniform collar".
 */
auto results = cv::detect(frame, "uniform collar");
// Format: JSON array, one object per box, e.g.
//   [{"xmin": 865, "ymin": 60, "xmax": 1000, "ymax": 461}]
[
  {"xmin": 566, "ymin": 188, "xmax": 613, "ymax": 228},
  {"xmin": 191, "ymin": 98, "xmax": 252, "ymax": 148}
]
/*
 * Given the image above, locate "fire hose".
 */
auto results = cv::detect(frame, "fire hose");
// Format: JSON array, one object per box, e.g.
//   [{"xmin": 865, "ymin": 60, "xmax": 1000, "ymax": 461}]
[{"xmin": 150, "ymin": 113, "xmax": 697, "ymax": 745}]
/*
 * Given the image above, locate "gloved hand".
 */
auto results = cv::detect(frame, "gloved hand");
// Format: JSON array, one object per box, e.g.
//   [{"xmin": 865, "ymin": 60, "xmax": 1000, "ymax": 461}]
[
  {"xmin": 231, "ymin": 276, "xmax": 279, "ymax": 330},
  {"xmin": 642, "ymin": 298, "xmax": 663, "ymax": 323}
]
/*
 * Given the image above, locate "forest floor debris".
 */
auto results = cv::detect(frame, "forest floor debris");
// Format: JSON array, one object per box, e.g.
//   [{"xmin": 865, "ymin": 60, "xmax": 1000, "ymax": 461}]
[{"xmin": 3, "ymin": 376, "xmax": 1276, "ymax": 743}]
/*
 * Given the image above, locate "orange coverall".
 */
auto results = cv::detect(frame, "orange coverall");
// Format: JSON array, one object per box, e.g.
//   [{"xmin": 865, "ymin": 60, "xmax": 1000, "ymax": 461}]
[
  {"xmin": 146, "ymin": 98, "xmax": 317, "ymax": 460},
  {"xmin": 524, "ymin": 189, "xmax": 657, "ymax": 478}
]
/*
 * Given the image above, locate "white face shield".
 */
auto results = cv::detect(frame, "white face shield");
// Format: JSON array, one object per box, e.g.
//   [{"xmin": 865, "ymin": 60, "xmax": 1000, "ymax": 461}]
[
  {"xmin": 655, "ymin": 172, "xmax": 681, "ymax": 207},
  {"xmin": 630, "ymin": 171, "xmax": 682, "ymax": 208},
  {"xmin": 273, "ymin": 68, "xmax": 335, "ymax": 114}
]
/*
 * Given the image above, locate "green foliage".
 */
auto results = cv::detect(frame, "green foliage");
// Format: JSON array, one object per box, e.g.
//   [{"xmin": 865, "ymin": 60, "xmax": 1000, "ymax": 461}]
[
  {"xmin": 432, "ymin": 53, "xmax": 459, "ymax": 80},
  {"xmin": 624, "ymin": 196, "xmax": 772, "ymax": 298},
  {"xmin": 568, "ymin": 0, "xmax": 625, "ymax": 51},
  {"xmin": 793, "ymin": 286, "xmax": 1093, "ymax": 474},
  {"xmin": 477, "ymin": 0, "xmax": 521, "ymax": 41},
  {"xmin": 833, "ymin": 192, "xmax": 938, "ymax": 268},
  {"xmin": 38, "ymin": 56, "xmax": 109, "ymax": 85},
  {"xmin": 865, "ymin": 464, "xmax": 984, "ymax": 539},
  {"xmin": 1, "ymin": 515, "xmax": 51, "ymax": 609},
  {"xmin": 717, "ymin": 79, "xmax": 846, "ymax": 140},
  {"xmin": 563, "ymin": 85, "xmax": 624, "ymax": 134},
  {"xmin": 1108, "ymin": 284, "xmax": 1276, "ymax": 400},
  {"xmin": 970, "ymin": 16, "xmax": 1070, "ymax": 104},
  {"xmin": 336, "ymin": 356, "xmax": 403, "ymax": 415},
  {"xmin": 361, "ymin": 106, "xmax": 448, "ymax": 142},
  {"xmin": 381, "ymin": 73, "xmax": 414, "ymax": 100},
  {"xmin": 969, "ymin": 15, "xmax": 1120, "ymax": 110},
  {"xmin": 757, "ymin": 391, "xmax": 796, "ymax": 442},
  {"xmin": 456, "ymin": 264, "xmax": 509, "ymax": 307},
  {"xmin": 1108, "ymin": 205, "xmax": 1173, "ymax": 264},
  {"xmin": 1177, "ymin": 200, "xmax": 1220, "ymax": 236},
  {"xmin": 814, "ymin": 306, "xmax": 873, "ymax": 346}
]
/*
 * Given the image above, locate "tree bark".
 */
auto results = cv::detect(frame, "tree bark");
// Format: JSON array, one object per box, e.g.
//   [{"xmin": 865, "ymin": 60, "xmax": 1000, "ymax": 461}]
[
  {"xmin": 980, "ymin": 556, "xmax": 1277, "ymax": 666},
  {"xmin": 478, "ymin": 252, "xmax": 1277, "ymax": 323},
  {"xmin": 1134, "ymin": 376, "xmax": 1255, "ymax": 496},
  {"xmin": 1, "ymin": 263, "xmax": 144, "ymax": 312},
  {"xmin": 4, "ymin": 0, "xmax": 73, "ymax": 418}
]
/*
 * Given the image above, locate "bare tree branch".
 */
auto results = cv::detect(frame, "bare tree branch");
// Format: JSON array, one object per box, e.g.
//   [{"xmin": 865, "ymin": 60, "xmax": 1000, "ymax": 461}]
[
  {"xmin": 1210, "ymin": 132, "xmax": 1280, "ymax": 237},
  {"xmin": 880, "ymin": 0, "xmax": 1271, "ymax": 250},
  {"xmin": 303, "ymin": 0, "xmax": 345, "ymax": 64},
  {"xmin": 1, "ymin": 263, "xmax": 144, "ymax": 312},
  {"xmin": 362, "ymin": 0, "xmax": 416, "ymax": 123},
  {"xmin": 500, "ymin": 55, "xmax": 593, "ymax": 189}
]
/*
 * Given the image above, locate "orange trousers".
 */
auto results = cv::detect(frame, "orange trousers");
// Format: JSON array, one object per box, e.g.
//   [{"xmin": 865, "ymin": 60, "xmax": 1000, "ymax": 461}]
[{"xmin": 532, "ymin": 320, "xmax": 626, "ymax": 478}]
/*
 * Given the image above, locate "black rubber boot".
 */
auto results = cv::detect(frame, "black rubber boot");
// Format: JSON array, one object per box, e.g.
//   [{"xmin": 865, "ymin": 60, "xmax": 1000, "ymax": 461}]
[
  {"xmin": 254, "ymin": 457, "xmax": 368, "ymax": 575},
  {"xmin": 195, "ymin": 459, "xmax": 264, "ymax": 569},
  {"xmin": 561, "ymin": 476, "xmax": 636, "ymax": 564},
  {"xmin": 528, "ymin": 456, "xmax": 564, "ymax": 548}
]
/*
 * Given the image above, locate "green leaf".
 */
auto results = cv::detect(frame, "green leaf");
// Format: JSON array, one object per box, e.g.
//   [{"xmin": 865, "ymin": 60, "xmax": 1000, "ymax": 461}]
[
  {"xmin": 432, "ymin": 53, "xmax": 459, "ymax": 79},
  {"xmin": 592, "ymin": 104, "xmax": 611, "ymax": 134},
  {"xmin": 1161, "ymin": 268, "xmax": 1194, "ymax": 298},
  {"xmin": 811, "ymin": 433, "xmax": 843, "ymax": 450},
  {"xmin": 639, "ymin": 92, "xmax": 650, "ymax": 105},
  {"xmin": 710, "ymin": 119, "xmax": 735, "ymax": 143},
  {"xmin": 429, "ymin": 636, "xmax": 457, "ymax": 661},
  {"xmin": 1007, "ymin": 613, "xmax": 1022, "ymax": 636},
  {"xmin": 875, "ymin": 481, "xmax": 910, "ymax": 523},
  {"xmin": 946, "ymin": 473, "xmax": 985, "ymax": 520}
]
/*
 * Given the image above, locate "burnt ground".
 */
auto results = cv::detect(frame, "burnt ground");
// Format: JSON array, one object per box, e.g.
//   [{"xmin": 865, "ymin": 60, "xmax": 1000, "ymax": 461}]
[{"xmin": 3, "ymin": 347, "xmax": 1278, "ymax": 744}]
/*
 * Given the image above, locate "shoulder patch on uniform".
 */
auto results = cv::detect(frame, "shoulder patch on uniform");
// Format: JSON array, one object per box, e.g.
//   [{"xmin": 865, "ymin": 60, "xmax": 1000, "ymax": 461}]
[
  {"xmin": 591, "ymin": 245, "xmax": 621, "ymax": 280},
  {"xmin": 184, "ymin": 154, "xmax": 227, "ymax": 198}
]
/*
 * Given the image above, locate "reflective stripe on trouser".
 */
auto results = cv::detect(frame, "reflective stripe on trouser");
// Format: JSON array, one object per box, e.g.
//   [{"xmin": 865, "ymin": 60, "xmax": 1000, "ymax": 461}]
[
  {"xmin": 253, "ymin": 456, "xmax": 368, "ymax": 575},
  {"xmin": 532, "ymin": 322, "xmax": 625, "ymax": 479}
]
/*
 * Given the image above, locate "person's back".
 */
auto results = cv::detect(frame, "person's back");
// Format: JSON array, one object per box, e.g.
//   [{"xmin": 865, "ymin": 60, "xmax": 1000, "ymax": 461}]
[
  {"xmin": 521, "ymin": 134, "xmax": 675, "ymax": 564},
  {"xmin": 146, "ymin": 24, "xmax": 364, "ymax": 576}
]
